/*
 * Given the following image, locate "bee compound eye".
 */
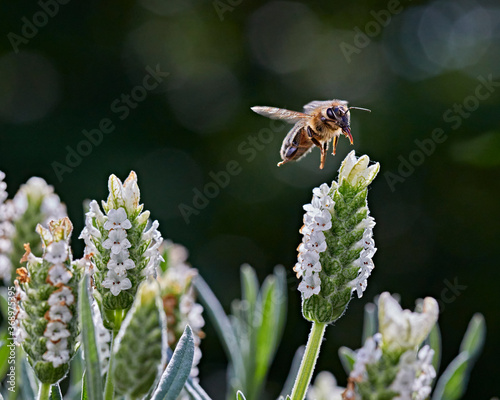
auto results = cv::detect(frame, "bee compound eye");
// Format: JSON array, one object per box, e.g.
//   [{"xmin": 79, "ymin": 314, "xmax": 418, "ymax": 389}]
[
  {"xmin": 326, "ymin": 107, "xmax": 335, "ymax": 119},
  {"xmin": 286, "ymin": 146, "xmax": 298, "ymax": 158}
]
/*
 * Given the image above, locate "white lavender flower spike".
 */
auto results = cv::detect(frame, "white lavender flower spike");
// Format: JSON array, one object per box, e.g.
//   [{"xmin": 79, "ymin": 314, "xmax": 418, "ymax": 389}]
[
  {"xmin": 296, "ymin": 151, "xmax": 380, "ymax": 324},
  {"xmin": 346, "ymin": 293, "xmax": 439, "ymax": 400},
  {"xmin": 12, "ymin": 217, "xmax": 81, "ymax": 384},
  {"xmin": 79, "ymin": 171, "xmax": 163, "ymax": 328}
]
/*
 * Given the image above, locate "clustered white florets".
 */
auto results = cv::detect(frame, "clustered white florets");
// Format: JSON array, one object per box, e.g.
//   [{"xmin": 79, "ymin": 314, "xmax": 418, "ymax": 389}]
[
  {"xmin": 294, "ymin": 182, "xmax": 377, "ymax": 299},
  {"xmin": 101, "ymin": 207, "xmax": 134, "ymax": 295},
  {"xmin": 294, "ymin": 183, "xmax": 333, "ymax": 299},
  {"xmin": 389, "ymin": 345, "xmax": 436, "ymax": 400},
  {"xmin": 41, "ymin": 238, "xmax": 74, "ymax": 368},
  {"xmin": 349, "ymin": 217, "xmax": 377, "ymax": 298},
  {"xmin": 79, "ymin": 172, "xmax": 163, "ymax": 297},
  {"xmin": 0, "ymin": 171, "xmax": 14, "ymax": 281},
  {"xmin": 0, "ymin": 173, "xmax": 66, "ymax": 281}
]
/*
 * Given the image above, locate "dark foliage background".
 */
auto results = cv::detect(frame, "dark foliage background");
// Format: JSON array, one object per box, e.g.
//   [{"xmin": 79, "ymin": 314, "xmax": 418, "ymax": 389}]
[{"xmin": 1, "ymin": 0, "xmax": 499, "ymax": 398}]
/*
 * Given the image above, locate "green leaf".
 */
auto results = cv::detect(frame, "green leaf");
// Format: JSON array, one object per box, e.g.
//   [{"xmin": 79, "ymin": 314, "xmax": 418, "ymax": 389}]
[
  {"xmin": 184, "ymin": 377, "xmax": 213, "ymax": 400},
  {"xmin": 193, "ymin": 276, "xmax": 246, "ymax": 387},
  {"xmin": 255, "ymin": 270, "xmax": 286, "ymax": 391},
  {"xmin": 0, "ymin": 330, "xmax": 10, "ymax": 380},
  {"xmin": 241, "ymin": 265, "xmax": 259, "ymax": 318},
  {"xmin": 361, "ymin": 302, "xmax": 377, "ymax": 344},
  {"xmin": 81, "ymin": 371, "xmax": 88, "ymax": 400},
  {"xmin": 0, "ymin": 289, "xmax": 9, "ymax": 323},
  {"xmin": 272, "ymin": 266, "xmax": 287, "ymax": 340},
  {"xmin": 338, "ymin": 346, "xmax": 357, "ymax": 375},
  {"xmin": 432, "ymin": 352, "xmax": 470, "ymax": 400},
  {"xmin": 279, "ymin": 346, "xmax": 305, "ymax": 399},
  {"xmin": 78, "ymin": 275, "xmax": 103, "ymax": 400},
  {"xmin": 21, "ymin": 356, "xmax": 38, "ymax": 400},
  {"xmin": 50, "ymin": 384, "xmax": 63, "ymax": 400},
  {"xmin": 459, "ymin": 313, "xmax": 486, "ymax": 362},
  {"xmin": 427, "ymin": 323, "xmax": 442, "ymax": 374},
  {"xmin": 236, "ymin": 391, "xmax": 246, "ymax": 400},
  {"xmin": 151, "ymin": 325, "xmax": 195, "ymax": 400}
]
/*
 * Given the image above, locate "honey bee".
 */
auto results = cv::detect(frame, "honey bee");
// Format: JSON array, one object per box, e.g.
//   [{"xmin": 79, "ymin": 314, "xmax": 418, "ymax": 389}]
[{"xmin": 251, "ymin": 100, "xmax": 370, "ymax": 169}]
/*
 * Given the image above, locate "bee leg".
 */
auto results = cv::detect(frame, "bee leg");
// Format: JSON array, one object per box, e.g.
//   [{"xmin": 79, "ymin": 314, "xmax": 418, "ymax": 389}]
[
  {"xmin": 332, "ymin": 135, "xmax": 339, "ymax": 155},
  {"xmin": 319, "ymin": 146, "xmax": 326, "ymax": 169}
]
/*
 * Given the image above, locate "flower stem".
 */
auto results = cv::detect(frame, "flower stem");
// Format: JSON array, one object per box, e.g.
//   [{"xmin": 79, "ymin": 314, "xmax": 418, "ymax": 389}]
[
  {"xmin": 37, "ymin": 383, "xmax": 51, "ymax": 400},
  {"xmin": 290, "ymin": 322, "xmax": 327, "ymax": 400},
  {"xmin": 104, "ymin": 333, "xmax": 115, "ymax": 400}
]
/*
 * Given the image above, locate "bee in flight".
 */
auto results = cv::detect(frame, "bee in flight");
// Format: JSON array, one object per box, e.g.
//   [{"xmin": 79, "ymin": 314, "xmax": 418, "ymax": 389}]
[{"xmin": 251, "ymin": 100, "xmax": 370, "ymax": 169}]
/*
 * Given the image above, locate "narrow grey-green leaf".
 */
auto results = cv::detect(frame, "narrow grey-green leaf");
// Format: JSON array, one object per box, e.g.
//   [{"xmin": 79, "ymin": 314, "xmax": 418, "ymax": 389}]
[
  {"xmin": 184, "ymin": 377, "xmax": 213, "ymax": 400},
  {"xmin": 78, "ymin": 275, "xmax": 103, "ymax": 400},
  {"xmin": 236, "ymin": 391, "xmax": 247, "ymax": 400},
  {"xmin": 241, "ymin": 265, "xmax": 259, "ymax": 318},
  {"xmin": 50, "ymin": 384, "xmax": 63, "ymax": 400},
  {"xmin": 81, "ymin": 371, "xmax": 88, "ymax": 400},
  {"xmin": 361, "ymin": 302, "xmax": 377, "ymax": 344},
  {"xmin": 193, "ymin": 276, "xmax": 246, "ymax": 386},
  {"xmin": 459, "ymin": 313, "xmax": 486, "ymax": 362},
  {"xmin": 20, "ymin": 356, "xmax": 37, "ymax": 400},
  {"xmin": 427, "ymin": 323, "xmax": 442, "ymax": 374},
  {"xmin": 432, "ymin": 352, "xmax": 470, "ymax": 400},
  {"xmin": 279, "ymin": 346, "xmax": 305, "ymax": 399},
  {"xmin": 255, "ymin": 277, "xmax": 279, "ymax": 386},
  {"xmin": 338, "ymin": 346, "xmax": 357, "ymax": 375},
  {"xmin": 151, "ymin": 326, "xmax": 195, "ymax": 400},
  {"xmin": 272, "ymin": 266, "xmax": 287, "ymax": 345}
]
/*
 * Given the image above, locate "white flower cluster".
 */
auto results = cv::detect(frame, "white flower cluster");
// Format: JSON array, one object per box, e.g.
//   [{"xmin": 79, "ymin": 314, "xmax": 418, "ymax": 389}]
[
  {"xmin": 0, "ymin": 174, "xmax": 66, "ymax": 281},
  {"xmin": 80, "ymin": 172, "xmax": 163, "ymax": 297},
  {"xmin": 39, "ymin": 224, "xmax": 74, "ymax": 368},
  {"xmin": 346, "ymin": 293, "xmax": 439, "ymax": 399},
  {"xmin": 92, "ymin": 300, "xmax": 112, "ymax": 373},
  {"xmin": 350, "ymin": 333, "xmax": 383, "ymax": 382},
  {"xmin": 390, "ymin": 346, "xmax": 436, "ymax": 400},
  {"xmin": 158, "ymin": 242, "xmax": 205, "ymax": 378},
  {"xmin": 12, "ymin": 280, "xmax": 28, "ymax": 345},
  {"xmin": 0, "ymin": 171, "xmax": 14, "ymax": 280},
  {"xmin": 13, "ymin": 220, "xmax": 75, "ymax": 369},
  {"xmin": 294, "ymin": 183, "xmax": 334, "ymax": 299},
  {"xmin": 307, "ymin": 371, "xmax": 345, "ymax": 400},
  {"xmin": 349, "ymin": 217, "xmax": 376, "ymax": 298},
  {"xmin": 101, "ymin": 207, "xmax": 134, "ymax": 295},
  {"xmin": 12, "ymin": 177, "xmax": 66, "ymax": 225}
]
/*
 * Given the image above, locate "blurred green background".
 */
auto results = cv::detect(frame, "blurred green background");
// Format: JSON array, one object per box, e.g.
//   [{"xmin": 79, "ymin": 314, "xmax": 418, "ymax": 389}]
[{"xmin": 0, "ymin": 0, "xmax": 499, "ymax": 398}]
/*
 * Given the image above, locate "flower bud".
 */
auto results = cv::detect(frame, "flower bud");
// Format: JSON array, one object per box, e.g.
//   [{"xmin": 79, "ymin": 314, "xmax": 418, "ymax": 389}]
[
  {"xmin": 296, "ymin": 151, "xmax": 379, "ymax": 324},
  {"xmin": 378, "ymin": 292, "xmax": 439, "ymax": 355}
]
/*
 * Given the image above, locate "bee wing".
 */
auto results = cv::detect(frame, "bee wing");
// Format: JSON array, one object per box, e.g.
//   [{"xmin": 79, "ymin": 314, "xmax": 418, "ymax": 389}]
[
  {"xmin": 251, "ymin": 106, "xmax": 308, "ymax": 124},
  {"xmin": 303, "ymin": 99, "xmax": 348, "ymax": 113}
]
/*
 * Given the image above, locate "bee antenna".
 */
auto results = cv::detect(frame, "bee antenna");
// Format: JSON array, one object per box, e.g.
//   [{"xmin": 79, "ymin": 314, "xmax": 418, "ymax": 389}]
[{"xmin": 348, "ymin": 106, "xmax": 371, "ymax": 113}]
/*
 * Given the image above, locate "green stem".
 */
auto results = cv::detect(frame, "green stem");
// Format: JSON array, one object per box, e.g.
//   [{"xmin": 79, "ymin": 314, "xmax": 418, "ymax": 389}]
[
  {"xmin": 104, "ymin": 332, "xmax": 115, "ymax": 400},
  {"xmin": 104, "ymin": 309, "xmax": 124, "ymax": 400},
  {"xmin": 37, "ymin": 383, "xmax": 51, "ymax": 400},
  {"xmin": 290, "ymin": 322, "xmax": 327, "ymax": 400}
]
